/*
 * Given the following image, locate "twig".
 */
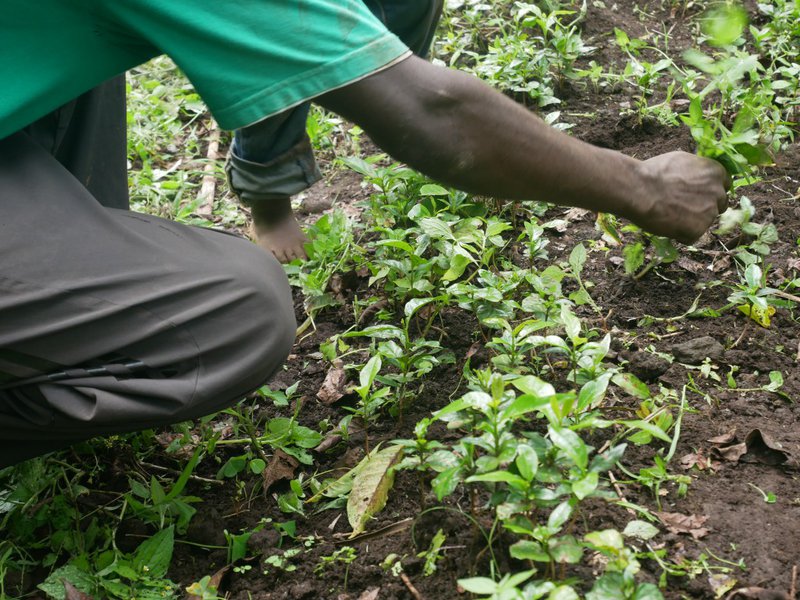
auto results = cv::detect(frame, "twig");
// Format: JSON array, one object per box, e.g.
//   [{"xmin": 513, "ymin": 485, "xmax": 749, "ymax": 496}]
[
  {"xmin": 138, "ymin": 462, "xmax": 223, "ymax": 486},
  {"xmin": 197, "ymin": 125, "xmax": 221, "ymax": 217},
  {"xmin": 608, "ymin": 471, "xmax": 636, "ymax": 516},
  {"xmin": 773, "ymin": 290, "xmax": 800, "ymax": 304},
  {"xmin": 790, "ymin": 564, "xmax": 797, "ymax": 600},
  {"xmin": 730, "ymin": 321, "xmax": 749, "ymax": 350},
  {"xmin": 400, "ymin": 573, "xmax": 424, "ymax": 600}
]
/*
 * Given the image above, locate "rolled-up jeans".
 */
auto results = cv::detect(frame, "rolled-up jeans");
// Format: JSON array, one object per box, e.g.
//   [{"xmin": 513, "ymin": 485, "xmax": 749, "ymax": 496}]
[{"xmin": 226, "ymin": 0, "xmax": 445, "ymax": 204}]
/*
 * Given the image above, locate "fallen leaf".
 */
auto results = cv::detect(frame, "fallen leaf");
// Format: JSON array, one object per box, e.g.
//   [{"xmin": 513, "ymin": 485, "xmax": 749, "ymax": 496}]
[
  {"xmin": 564, "ymin": 207, "xmax": 591, "ymax": 222},
  {"xmin": 708, "ymin": 430, "xmax": 737, "ymax": 445},
  {"xmin": 714, "ymin": 442, "xmax": 748, "ymax": 463},
  {"xmin": 710, "ymin": 429, "xmax": 790, "ymax": 465},
  {"xmin": 357, "ymin": 588, "xmax": 380, "ymax": 600},
  {"xmin": 348, "ymin": 446, "xmax": 404, "ymax": 537},
  {"xmin": 709, "ymin": 574, "xmax": 737, "ymax": 599},
  {"xmin": 64, "ymin": 581, "xmax": 93, "ymax": 600},
  {"xmin": 680, "ymin": 451, "xmax": 715, "ymax": 471},
  {"xmin": 788, "ymin": 258, "xmax": 800, "ymax": 272},
  {"xmin": 711, "ymin": 254, "xmax": 732, "ymax": 273},
  {"xmin": 724, "ymin": 587, "xmax": 791, "ymax": 600},
  {"xmin": 677, "ymin": 256, "xmax": 705, "ymax": 274},
  {"xmin": 465, "ymin": 342, "xmax": 483, "ymax": 360},
  {"xmin": 654, "ymin": 512, "xmax": 710, "ymax": 539},
  {"xmin": 317, "ymin": 362, "xmax": 348, "ymax": 405},
  {"xmin": 741, "ymin": 429, "xmax": 789, "ymax": 465},
  {"xmin": 262, "ymin": 450, "xmax": 299, "ymax": 492}
]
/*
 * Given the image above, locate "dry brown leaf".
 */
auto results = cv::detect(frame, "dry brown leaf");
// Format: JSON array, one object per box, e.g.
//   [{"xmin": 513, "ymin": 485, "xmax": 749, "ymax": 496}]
[
  {"xmin": 654, "ymin": 511, "xmax": 710, "ymax": 539},
  {"xmin": 64, "ymin": 581, "xmax": 93, "ymax": 600},
  {"xmin": 465, "ymin": 342, "xmax": 483, "ymax": 360},
  {"xmin": 711, "ymin": 253, "xmax": 732, "ymax": 273},
  {"xmin": 714, "ymin": 442, "xmax": 748, "ymax": 463},
  {"xmin": 357, "ymin": 588, "xmax": 380, "ymax": 600},
  {"xmin": 564, "ymin": 207, "xmax": 591, "ymax": 221},
  {"xmin": 724, "ymin": 587, "xmax": 791, "ymax": 600},
  {"xmin": 262, "ymin": 449, "xmax": 300, "ymax": 492},
  {"xmin": 742, "ymin": 429, "xmax": 790, "ymax": 465},
  {"xmin": 317, "ymin": 362, "xmax": 348, "ymax": 405},
  {"xmin": 680, "ymin": 451, "xmax": 715, "ymax": 471},
  {"xmin": 710, "ymin": 429, "xmax": 790, "ymax": 465},
  {"xmin": 708, "ymin": 430, "xmax": 737, "ymax": 445},
  {"xmin": 677, "ymin": 256, "xmax": 705, "ymax": 274},
  {"xmin": 788, "ymin": 257, "xmax": 800, "ymax": 272}
]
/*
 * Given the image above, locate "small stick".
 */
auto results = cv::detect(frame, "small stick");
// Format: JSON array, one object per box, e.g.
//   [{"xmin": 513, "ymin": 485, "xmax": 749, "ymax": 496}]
[
  {"xmin": 197, "ymin": 125, "xmax": 221, "ymax": 217},
  {"xmin": 400, "ymin": 573, "xmax": 424, "ymax": 600},
  {"xmin": 608, "ymin": 471, "xmax": 636, "ymax": 516},
  {"xmin": 730, "ymin": 321, "xmax": 749, "ymax": 350},
  {"xmin": 773, "ymin": 290, "xmax": 800, "ymax": 304},
  {"xmin": 790, "ymin": 564, "xmax": 797, "ymax": 600},
  {"xmin": 138, "ymin": 461, "xmax": 223, "ymax": 486}
]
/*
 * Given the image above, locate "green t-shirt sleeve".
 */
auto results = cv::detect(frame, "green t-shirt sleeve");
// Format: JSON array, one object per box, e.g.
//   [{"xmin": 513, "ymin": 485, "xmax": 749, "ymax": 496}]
[{"xmin": 103, "ymin": 0, "xmax": 411, "ymax": 130}]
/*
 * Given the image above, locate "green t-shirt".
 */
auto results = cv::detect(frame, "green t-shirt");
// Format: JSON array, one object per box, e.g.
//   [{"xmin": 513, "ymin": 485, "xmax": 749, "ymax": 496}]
[{"xmin": 0, "ymin": 0, "xmax": 410, "ymax": 140}]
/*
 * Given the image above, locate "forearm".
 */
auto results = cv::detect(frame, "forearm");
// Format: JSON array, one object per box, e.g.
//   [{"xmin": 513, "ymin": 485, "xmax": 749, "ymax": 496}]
[{"xmin": 319, "ymin": 57, "xmax": 646, "ymax": 220}]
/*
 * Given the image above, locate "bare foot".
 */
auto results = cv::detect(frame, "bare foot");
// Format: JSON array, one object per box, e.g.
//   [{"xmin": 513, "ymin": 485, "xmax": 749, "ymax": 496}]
[{"xmin": 250, "ymin": 198, "xmax": 308, "ymax": 263}]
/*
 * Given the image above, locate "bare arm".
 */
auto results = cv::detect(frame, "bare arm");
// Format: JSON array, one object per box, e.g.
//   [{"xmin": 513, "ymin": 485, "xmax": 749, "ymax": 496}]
[{"xmin": 317, "ymin": 55, "xmax": 729, "ymax": 243}]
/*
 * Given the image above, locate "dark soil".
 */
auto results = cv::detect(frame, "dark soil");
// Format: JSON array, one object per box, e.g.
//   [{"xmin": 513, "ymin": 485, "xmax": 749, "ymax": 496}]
[
  {"xmin": 11, "ymin": 1, "xmax": 800, "ymax": 599},
  {"xmin": 166, "ymin": 1, "xmax": 800, "ymax": 598}
]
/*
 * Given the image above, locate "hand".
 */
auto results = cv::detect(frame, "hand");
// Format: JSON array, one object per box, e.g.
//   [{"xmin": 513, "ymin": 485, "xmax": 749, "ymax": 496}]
[
  {"xmin": 628, "ymin": 151, "xmax": 731, "ymax": 244},
  {"xmin": 250, "ymin": 199, "xmax": 308, "ymax": 263}
]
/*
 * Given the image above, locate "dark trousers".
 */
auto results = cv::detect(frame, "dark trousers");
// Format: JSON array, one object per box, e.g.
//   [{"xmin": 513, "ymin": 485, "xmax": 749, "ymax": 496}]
[{"xmin": 0, "ymin": 79, "xmax": 296, "ymax": 468}]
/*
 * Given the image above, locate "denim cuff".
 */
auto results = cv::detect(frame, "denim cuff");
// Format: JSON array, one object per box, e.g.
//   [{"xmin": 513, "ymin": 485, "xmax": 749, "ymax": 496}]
[{"xmin": 225, "ymin": 136, "xmax": 322, "ymax": 204}]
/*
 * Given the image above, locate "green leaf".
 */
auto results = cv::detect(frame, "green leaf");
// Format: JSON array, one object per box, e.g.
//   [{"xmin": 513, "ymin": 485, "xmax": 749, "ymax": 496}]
[
  {"xmin": 458, "ymin": 577, "xmax": 498, "ymax": 595},
  {"xmin": 419, "ymin": 217, "xmax": 453, "ymax": 239},
  {"xmin": 249, "ymin": 458, "xmax": 266, "ymax": 475},
  {"xmin": 549, "ymin": 586, "xmax": 580, "ymax": 600},
  {"xmin": 466, "ymin": 471, "xmax": 528, "ymax": 489},
  {"xmin": 702, "ymin": 3, "xmax": 748, "ymax": 47},
  {"xmin": 359, "ymin": 355, "xmax": 382, "ymax": 391},
  {"xmin": 612, "ymin": 372, "xmax": 651, "ymax": 399},
  {"xmin": 577, "ymin": 376, "xmax": 610, "ymax": 412},
  {"xmin": 404, "ymin": 297, "xmax": 437, "ymax": 319},
  {"xmin": 503, "ymin": 394, "xmax": 552, "ymax": 420},
  {"xmin": 548, "ymin": 535, "xmax": 583, "ymax": 564},
  {"xmin": 560, "ymin": 305, "xmax": 581, "ymax": 342},
  {"xmin": 132, "ymin": 525, "xmax": 174, "ymax": 579},
  {"xmin": 622, "ymin": 242, "xmax": 645, "ymax": 275},
  {"xmin": 623, "ymin": 519, "xmax": 660, "ymax": 540},
  {"xmin": 420, "ymin": 183, "xmax": 449, "ymax": 196},
  {"xmin": 634, "ymin": 583, "xmax": 664, "ymax": 600},
  {"xmin": 516, "ymin": 444, "xmax": 539, "ymax": 481},
  {"xmin": 584, "ymin": 528, "xmax": 624, "ymax": 551},
  {"xmin": 38, "ymin": 565, "xmax": 97, "ymax": 600},
  {"xmin": 549, "ymin": 427, "xmax": 588, "ymax": 470},
  {"xmin": 347, "ymin": 446, "xmax": 404, "ymax": 536},
  {"xmin": 511, "ymin": 376, "xmax": 556, "ymax": 398},
  {"xmin": 547, "ymin": 501, "xmax": 573, "ymax": 531},
  {"xmin": 569, "ymin": 243, "xmax": 587, "ymax": 274},
  {"xmin": 432, "ymin": 466, "xmax": 462, "ymax": 501},
  {"xmin": 510, "ymin": 540, "xmax": 549, "ymax": 562},
  {"xmin": 587, "ymin": 573, "xmax": 626, "ymax": 600},
  {"xmin": 442, "ymin": 253, "xmax": 473, "ymax": 282},
  {"xmin": 572, "ymin": 471, "xmax": 599, "ymax": 499},
  {"xmin": 623, "ymin": 419, "xmax": 672, "ymax": 443}
]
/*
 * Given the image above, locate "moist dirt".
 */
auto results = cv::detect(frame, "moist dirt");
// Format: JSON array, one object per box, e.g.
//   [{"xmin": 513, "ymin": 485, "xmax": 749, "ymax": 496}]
[{"xmin": 15, "ymin": 1, "xmax": 800, "ymax": 599}]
